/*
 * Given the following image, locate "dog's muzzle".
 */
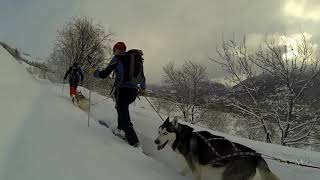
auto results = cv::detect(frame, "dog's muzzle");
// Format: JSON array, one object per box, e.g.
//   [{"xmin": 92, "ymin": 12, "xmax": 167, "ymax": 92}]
[{"xmin": 154, "ymin": 139, "xmax": 168, "ymax": 150}]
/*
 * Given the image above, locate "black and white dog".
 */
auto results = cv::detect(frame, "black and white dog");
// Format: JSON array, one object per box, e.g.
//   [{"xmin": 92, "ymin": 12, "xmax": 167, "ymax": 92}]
[{"xmin": 154, "ymin": 117, "xmax": 280, "ymax": 180}]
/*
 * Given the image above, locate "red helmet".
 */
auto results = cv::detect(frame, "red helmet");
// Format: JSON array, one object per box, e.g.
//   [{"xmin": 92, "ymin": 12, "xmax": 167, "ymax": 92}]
[{"xmin": 113, "ymin": 42, "xmax": 126, "ymax": 52}]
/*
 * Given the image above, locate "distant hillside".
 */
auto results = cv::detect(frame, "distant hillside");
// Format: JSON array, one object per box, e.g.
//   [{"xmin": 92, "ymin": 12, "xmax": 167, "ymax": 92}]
[
  {"xmin": 232, "ymin": 72, "xmax": 320, "ymax": 107},
  {"xmin": 0, "ymin": 41, "xmax": 52, "ymax": 73}
]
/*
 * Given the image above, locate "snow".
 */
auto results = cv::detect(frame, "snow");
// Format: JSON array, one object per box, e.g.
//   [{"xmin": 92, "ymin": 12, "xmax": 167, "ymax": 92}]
[
  {"xmin": 0, "ymin": 47, "xmax": 185, "ymax": 180},
  {"xmin": 0, "ymin": 45, "xmax": 320, "ymax": 180},
  {"xmin": 89, "ymin": 92, "xmax": 320, "ymax": 180},
  {"xmin": 20, "ymin": 52, "xmax": 46, "ymax": 64}
]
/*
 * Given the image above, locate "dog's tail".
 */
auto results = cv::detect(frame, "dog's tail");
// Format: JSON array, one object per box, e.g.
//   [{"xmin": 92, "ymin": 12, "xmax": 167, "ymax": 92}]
[{"xmin": 256, "ymin": 158, "xmax": 280, "ymax": 180}]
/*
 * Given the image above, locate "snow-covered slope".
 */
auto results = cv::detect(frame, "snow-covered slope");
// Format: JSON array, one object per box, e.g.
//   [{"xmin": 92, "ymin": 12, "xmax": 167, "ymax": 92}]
[
  {"xmin": 88, "ymin": 91, "xmax": 320, "ymax": 180},
  {"xmin": 0, "ymin": 45, "xmax": 42, "ymax": 177},
  {"xmin": 1, "ymin": 45, "xmax": 320, "ymax": 180},
  {"xmin": 0, "ymin": 46, "xmax": 186, "ymax": 180},
  {"xmin": 20, "ymin": 52, "xmax": 46, "ymax": 64}
]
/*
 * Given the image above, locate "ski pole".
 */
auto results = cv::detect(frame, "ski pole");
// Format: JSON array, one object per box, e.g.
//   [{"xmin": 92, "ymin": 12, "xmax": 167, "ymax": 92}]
[
  {"xmin": 61, "ymin": 79, "xmax": 65, "ymax": 96},
  {"xmin": 87, "ymin": 79, "xmax": 92, "ymax": 127},
  {"xmin": 86, "ymin": 56, "xmax": 94, "ymax": 127}
]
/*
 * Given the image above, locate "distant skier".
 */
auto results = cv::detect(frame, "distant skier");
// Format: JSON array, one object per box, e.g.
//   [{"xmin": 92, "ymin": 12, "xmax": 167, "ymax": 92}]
[
  {"xmin": 89, "ymin": 42, "xmax": 146, "ymax": 147},
  {"xmin": 64, "ymin": 62, "xmax": 84, "ymax": 103}
]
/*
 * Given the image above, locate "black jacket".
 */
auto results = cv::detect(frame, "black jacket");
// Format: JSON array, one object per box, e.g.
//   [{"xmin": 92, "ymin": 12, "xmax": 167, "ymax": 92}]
[{"xmin": 64, "ymin": 66, "xmax": 84, "ymax": 86}]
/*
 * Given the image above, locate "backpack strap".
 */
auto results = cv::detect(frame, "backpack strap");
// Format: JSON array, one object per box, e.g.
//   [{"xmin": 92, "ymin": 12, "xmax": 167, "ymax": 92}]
[{"xmin": 128, "ymin": 53, "xmax": 135, "ymax": 80}]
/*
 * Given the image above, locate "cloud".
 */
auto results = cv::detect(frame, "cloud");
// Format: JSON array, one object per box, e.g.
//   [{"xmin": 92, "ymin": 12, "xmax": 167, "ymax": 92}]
[
  {"xmin": 0, "ymin": 0, "xmax": 81, "ymax": 57},
  {"xmin": 284, "ymin": 0, "xmax": 320, "ymax": 21},
  {"xmin": 1, "ymin": 0, "xmax": 320, "ymax": 82}
]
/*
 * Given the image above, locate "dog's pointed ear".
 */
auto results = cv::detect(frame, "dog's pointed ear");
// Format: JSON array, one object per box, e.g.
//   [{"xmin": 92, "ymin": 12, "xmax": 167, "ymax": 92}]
[
  {"xmin": 172, "ymin": 116, "xmax": 179, "ymax": 129},
  {"xmin": 164, "ymin": 117, "xmax": 169, "ymax": 123}
]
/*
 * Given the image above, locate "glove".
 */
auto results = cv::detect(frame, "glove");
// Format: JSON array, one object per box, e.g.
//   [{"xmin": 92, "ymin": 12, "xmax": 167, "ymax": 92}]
[{"xmin": 88, "ymin": 67, "xmax": 96, "ymax": 74}]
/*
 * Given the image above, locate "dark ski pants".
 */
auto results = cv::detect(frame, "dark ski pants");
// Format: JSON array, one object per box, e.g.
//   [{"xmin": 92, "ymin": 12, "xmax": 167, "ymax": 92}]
[{"xmin": 114, "ymin": 87, "xmax": 139, "ymax": 145}]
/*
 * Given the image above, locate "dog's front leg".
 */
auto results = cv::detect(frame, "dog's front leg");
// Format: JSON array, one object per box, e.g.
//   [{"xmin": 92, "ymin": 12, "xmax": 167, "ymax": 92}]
[
  {"xmin": 179, "ymin": 165, "xmax": 190, "ymax": 176},
  {"xmin": 186, "ymin": 160, "xmax": 201, "ymax": 180}
]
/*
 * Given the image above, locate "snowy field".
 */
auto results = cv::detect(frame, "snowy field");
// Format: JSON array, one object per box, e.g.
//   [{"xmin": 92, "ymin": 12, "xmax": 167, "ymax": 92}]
[{"xmin": 0, "ymin": 46, "xmax": 319, "ymax": 180}]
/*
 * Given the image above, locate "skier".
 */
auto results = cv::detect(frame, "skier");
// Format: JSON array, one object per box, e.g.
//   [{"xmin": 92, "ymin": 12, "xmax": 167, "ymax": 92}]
[
  {"xmin": 64, "ymin": 62, "xmax": 84, "ymax": 103},
  {"xmin": 89, "ymin": 42, "xmax": 146, "ymax": 147}
]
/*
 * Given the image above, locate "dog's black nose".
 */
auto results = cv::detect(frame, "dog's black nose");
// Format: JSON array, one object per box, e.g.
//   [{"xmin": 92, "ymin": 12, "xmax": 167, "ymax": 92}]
[{"xmin": 154, "ymin": 139, "xmax": 160, "ymax": 144}]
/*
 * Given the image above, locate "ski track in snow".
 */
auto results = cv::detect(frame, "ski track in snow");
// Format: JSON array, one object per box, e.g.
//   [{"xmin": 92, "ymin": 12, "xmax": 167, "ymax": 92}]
[{"xmin": 0, "ymin": 46, "xmax": 187, "ymax": 180}]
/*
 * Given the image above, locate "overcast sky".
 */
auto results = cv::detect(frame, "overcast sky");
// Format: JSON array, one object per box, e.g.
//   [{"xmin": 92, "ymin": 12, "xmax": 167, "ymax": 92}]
[{"xmin": 1, "ymin": 0, "xmax": 320, "ymax": 83}]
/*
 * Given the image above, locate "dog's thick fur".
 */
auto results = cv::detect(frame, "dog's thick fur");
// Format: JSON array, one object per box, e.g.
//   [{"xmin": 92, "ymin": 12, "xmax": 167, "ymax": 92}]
[
  {"xmin": 154, "ymin": 117, "xmax": 280, "ymax": 180},
  {"xmin": 75, "ymin": 91, "xmax": 89, "ymax": 110}
]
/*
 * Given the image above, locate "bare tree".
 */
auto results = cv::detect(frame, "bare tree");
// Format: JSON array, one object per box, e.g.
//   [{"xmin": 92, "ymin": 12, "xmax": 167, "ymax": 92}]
[
  {"xmin": 49, "ymin": 16, "xmax": 113, "ymax": 83},
  {"xmin": 151, "ymin": 97, "xmax": 176, "ymax": 117},
  {"xmin": 211, "ymin": 33, "xmax": 320, "ymax": 147},
  {"xmin": 48, "ymin": 47, "xmax": 65, "ymax": 82},
  {"xmin": 199, "ymin": 109, "xmax": 229, "ymax": 132},
  {"xmin": 162, "ymin": 61, "xmax": 210, "ymax": 123}
]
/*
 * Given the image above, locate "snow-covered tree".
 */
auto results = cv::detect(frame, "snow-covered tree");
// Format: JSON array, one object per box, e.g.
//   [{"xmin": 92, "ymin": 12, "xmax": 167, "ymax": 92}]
[
  {"xmin": 211, "ymin": 33, "xmax": 320, "ymax": 147},
  {"xmin": 48, "ymin": 16, "xmax": 114, "ymax": 95},
  {"xmin": 49, "ymin": 16, "xmax": 113, "ymax": 81},
  {"xmin": 151, "ymin": 97, "xmax": 176, "ymax": 117},
  {"xmin": 162, "ymin": 61, "xmax": 211, "ymax": 123}
]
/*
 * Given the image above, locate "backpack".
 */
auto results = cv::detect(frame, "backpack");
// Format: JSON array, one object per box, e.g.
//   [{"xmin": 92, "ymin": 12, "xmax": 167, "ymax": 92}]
[{"xmin": 117, "ymin": 49, "xmax": 145, "ymax": 86}]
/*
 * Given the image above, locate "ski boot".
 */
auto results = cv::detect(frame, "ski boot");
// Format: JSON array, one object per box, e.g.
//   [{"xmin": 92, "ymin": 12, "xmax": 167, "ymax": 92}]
[{"xmin": 112, "ymin": 128, "xmax": 127, "ymax": 141}]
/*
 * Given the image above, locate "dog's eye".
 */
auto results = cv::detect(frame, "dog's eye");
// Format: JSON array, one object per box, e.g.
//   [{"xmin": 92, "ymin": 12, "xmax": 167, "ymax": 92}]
[{"xmin": 163, "ymin": 132, "xmax": 168, "ymax": 135}]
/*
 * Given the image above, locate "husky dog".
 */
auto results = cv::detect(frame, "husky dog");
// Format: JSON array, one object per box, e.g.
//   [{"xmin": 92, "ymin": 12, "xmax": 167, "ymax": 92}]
[
  {"xmin": 154, "ymin": 117, "xmax": 280, "ymax": 180},
  {"xmin": 75, "ymin": 91, "xmax": 89, "ymax": 110}
]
